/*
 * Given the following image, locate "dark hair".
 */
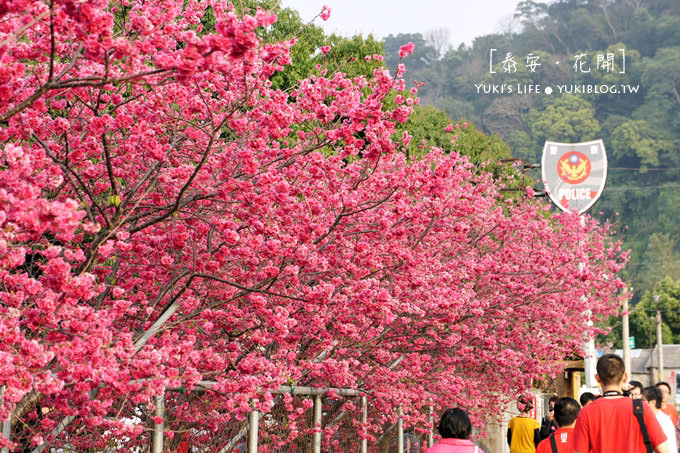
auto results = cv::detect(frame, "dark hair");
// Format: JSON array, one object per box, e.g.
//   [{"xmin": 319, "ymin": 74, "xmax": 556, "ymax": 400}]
[
  {"xmin": 629, "ymin": 381, "xmax": 644, "ymax": 392},
  {"xmin": 438, "ymin": 408, "xmax": 472, "ymax": 439},
  {"xmin": 596, "ymin": 354, "xmax": 625, "ymax": 386},
  {"xmin": 554, "ymin": 397, "xmax": 580, "ymax": 427},
  {"xmin": 548, "ymin": 395, "xmax": 559, "ymax": 406},
  {"xmin": 656, "ymin": 381, "xmax": 672, "ymax": 393},
  {"xmin": 643, "ymin": 386, "xmax": 663, "ymax": 409},
  {"xmin": 518, "ymin": 395, "xmax": 533, "ymax": 412},
  {"xmin": 579, "ymin": 392, "xmax": 596, "ymax": 406}
]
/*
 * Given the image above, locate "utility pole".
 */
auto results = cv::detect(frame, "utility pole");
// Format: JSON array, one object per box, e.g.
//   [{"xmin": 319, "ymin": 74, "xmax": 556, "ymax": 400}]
[
  {"xmin": 654, "ymin": 295, "xmax": 664, "ymax": 382},
  {"xmin": 622, "ymin": 287, "xmax": 632, "ymax": 378}
]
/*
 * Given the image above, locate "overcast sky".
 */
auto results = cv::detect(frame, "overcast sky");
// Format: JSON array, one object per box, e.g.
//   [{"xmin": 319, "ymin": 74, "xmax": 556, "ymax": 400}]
[{"xmin": 280, "ymin": 0, "xmax": 523, "ymax": 47}]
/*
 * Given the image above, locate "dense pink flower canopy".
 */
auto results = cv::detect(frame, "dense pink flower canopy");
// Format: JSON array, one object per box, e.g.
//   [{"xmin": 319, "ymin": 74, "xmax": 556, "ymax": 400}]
[{"xmin": 0, "ymin": 0, "xmax": 626, "ymax": 450}]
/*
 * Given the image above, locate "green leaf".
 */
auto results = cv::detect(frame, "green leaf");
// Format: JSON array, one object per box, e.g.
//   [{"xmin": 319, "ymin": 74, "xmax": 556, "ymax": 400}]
[{"xmin": 108, "ymin": 195, "xmax": 122, "ymax": 207}]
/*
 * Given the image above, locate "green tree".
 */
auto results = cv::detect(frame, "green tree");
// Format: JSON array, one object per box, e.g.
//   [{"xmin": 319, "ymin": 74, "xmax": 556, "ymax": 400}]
[
  {"xmin": 640, "ymin": 233, "xmax": 680, "ymax": 290},
  {"xmin": 527, "ymin": 94, "xmax": 601, "ymax": 144},
  {"xmin": 383, "ymin": 33, "xmax": 438, "ymax": 73},
  {"xmin": 655, "ymin": 188, "xmax": 680, "ymax": 242},
  {"xmin": 453, "ymin": 120, "xmax": 513, "ymax": 171},
  {"xmin": 262, "ymin": 6, "xmax": 326, "ymax": 91},
  {"xmin": 395, "ymin": 106, "xmax": 513, "ymax": 167},
  {"xmin": 566, "ymin": 7, "xmax": 611, "ymax": 50},
  {"xmin": 610, "ymin": 120, "xmax": 672, "ymax": 169},
  {"xmin": 639, "ymin": 47, "xmax": 680, "ymax": 132},
  {"xmin": 605, "ymin": 278, "xmax": 680, "ymax": 350},
  {"xmin": 570, "ymin": 43, "xmax": 643, "ymax": 117},
  {"xmin": 507, "ymin": 130, "xmax": 540, "ymax": 162},
  {"xmin": 391, "ymin": 106, "xmax": 524, "ymax": 189},
  {"xmin": 321, "ymin": 34, "xmax": 385, "ymax": 81},
  {"xmin": 197, "ymin": 1, "xmax": 328, "ymax": 91},
  {"xmin": 227, "ymin": 1, "xmax": 385, "ymax": 91},
  {"xmin": 396, "ymin": 105, "xmax": 453, "ymax": 159},
  {"xmin": 629, "ymin": 278, "xmax": 680, "ymax": 348}
]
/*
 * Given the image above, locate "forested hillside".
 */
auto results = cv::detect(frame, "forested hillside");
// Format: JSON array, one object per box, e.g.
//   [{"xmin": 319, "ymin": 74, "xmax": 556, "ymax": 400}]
[{"xmin": 383, "ymin": 0, "xmax": 680, "ymax": 303}]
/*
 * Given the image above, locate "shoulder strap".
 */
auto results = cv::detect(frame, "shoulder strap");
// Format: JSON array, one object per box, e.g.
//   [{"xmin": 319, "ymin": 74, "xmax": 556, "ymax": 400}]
[
  {"xmin": 633, "ymin": 398, "xmax": 654, "ymax": 453},
  {"xmin": 549, "ymin": 433, "xmax": 558, "ymax": 453}
]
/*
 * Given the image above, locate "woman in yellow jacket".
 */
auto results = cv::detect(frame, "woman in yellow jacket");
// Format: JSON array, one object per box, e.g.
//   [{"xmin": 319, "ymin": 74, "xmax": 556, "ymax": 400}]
[{"xmin": 508, "ymin": 397, "xmax": 541, "ymax": 453}]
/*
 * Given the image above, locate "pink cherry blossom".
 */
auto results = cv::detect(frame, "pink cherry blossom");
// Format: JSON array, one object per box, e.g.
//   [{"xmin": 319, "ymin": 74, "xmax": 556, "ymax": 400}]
[
  {"xmin": 320, "ymin": 5, "xmax": 331, "ymax": 21},
  {"xmin": 398, "ymin": 41, "xmax": 415, "ymax": 58},
  {"xmin": 0, "ymin": 1, "xmax": 627, "ymax": 450}
]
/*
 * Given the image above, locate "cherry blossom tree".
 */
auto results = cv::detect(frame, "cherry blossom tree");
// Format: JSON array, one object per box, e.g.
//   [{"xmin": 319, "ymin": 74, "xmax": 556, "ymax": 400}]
[{"xmin": 0, "ymin": 0, "xmax": 627, "ymax": 450}]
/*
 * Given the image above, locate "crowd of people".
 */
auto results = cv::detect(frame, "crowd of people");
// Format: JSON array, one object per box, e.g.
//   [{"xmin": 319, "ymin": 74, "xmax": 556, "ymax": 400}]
[{"xmin": 426, "ymin": 354, "xmax": 680, "ymax": 453}]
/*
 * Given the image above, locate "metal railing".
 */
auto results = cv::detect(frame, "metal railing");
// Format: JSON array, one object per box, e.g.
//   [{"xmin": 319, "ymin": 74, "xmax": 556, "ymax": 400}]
[
  {"xmin": 154, "ymin": 382, "xmax": 433, "ymax": 452},
  {"xmin": 1, "ymin": 382, "xmax": 435, "ymax": 452}
]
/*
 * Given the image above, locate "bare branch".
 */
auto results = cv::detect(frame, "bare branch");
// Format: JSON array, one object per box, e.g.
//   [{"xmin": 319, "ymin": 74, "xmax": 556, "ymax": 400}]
[
  {"xmin": 127, "ymin": 114, "xmax": 231, "ymax": 233},
  {"xmin": 32, "ymin": 132, "xmax": 110, "ymax": 225},
  {"xmin": 1, "ymin": 69, "xmax": 169, "ymax": 123},
  {"xmin": 48, "ymin": 1, "xmax": 55, "ymax": 81},
  {"xmin": 0, "ymin": 10, "xmax": 50, "ymax": 48},
  {"xmin": 101, "ymin": 133, "xmax": 118, "ymax": 197},
  {"xmin": 194, "ymin": 274, "xmax": 307, "ymax": 302}
]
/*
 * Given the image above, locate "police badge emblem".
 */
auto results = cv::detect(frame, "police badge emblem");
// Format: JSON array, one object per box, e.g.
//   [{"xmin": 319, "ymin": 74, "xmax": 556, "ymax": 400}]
[{"xmin": 541, "ymin": 140, "xmax": 607, "ymax": 215}]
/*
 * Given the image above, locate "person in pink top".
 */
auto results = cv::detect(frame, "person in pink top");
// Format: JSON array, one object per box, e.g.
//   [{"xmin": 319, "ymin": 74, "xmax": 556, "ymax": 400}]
[{"xmin": 426, "ymin": 408, "xmax": 484, "ymax": 453}]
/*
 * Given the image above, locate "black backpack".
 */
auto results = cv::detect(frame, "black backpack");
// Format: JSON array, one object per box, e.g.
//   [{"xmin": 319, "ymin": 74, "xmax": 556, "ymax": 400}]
[
  {"xmin": 549, "ymin": 433, "xmax": 558, "ymax": 453},
  {"xmin": 633, "ymin": 398, "xmax": 654, "ymax": 453}
]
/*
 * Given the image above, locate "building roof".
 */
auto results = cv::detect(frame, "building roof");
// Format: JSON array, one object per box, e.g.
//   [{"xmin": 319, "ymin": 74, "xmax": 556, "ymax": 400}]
[{"xmin": 615, "ymin": 345, "xmax": 680, "ymax": 373}]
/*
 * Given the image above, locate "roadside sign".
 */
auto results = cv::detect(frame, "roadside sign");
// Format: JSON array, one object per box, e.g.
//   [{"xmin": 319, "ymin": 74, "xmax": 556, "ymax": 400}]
[
  {"xmin": 629, "ymin": 336, "xmax": 635, "ymax": 348},
  {"xmin": 541, "ymin": 139, "xmax": 607, "ymax": 214}
]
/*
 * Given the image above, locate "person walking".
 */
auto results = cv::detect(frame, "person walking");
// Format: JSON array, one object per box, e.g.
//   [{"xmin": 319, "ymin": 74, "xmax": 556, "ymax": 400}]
[
  {"xmin": 572, "ymin": 353, "xmax": 669, "ymax": 453},
  {"xmin": 508, "ymin": 396, "xmax": 541, "ymax": 453},
  {"xmin": 629, "ymin": 381, "xmax": 645, "ymax": 399},
  {"xmin": 657, "ymin": 382, "xmax": 679, "ymax": 426},
  {"xmin": 539, "ymin": 396, "xmax": 560, "ymax": 442},
  {"xmin": 643, "ymin": 386, "xmax": 678, "ymax": 453},
  {"xmin": 426, "ymin": 408, "xmax": 484, "ymax": 452},
  {"xmin": 536, "ymin": 397, "xmax": 580, "ymax": 453},
  {"xmin": 579, "ymin": 392, "xmax": 596, "ymax": 407}
]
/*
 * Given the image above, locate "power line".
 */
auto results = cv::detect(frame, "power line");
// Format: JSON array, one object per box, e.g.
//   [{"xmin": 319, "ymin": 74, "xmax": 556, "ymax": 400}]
[
  {"xmin": 609, "ymin": 167, "xmax": 680, "ymax": 171},
  {"xmin": 602, "ymin": 184, "xmax": 680, "ymax": 191},
  {"xmin": 625, "ymin": 261, "xmax": 680, "ymax": 267}
]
